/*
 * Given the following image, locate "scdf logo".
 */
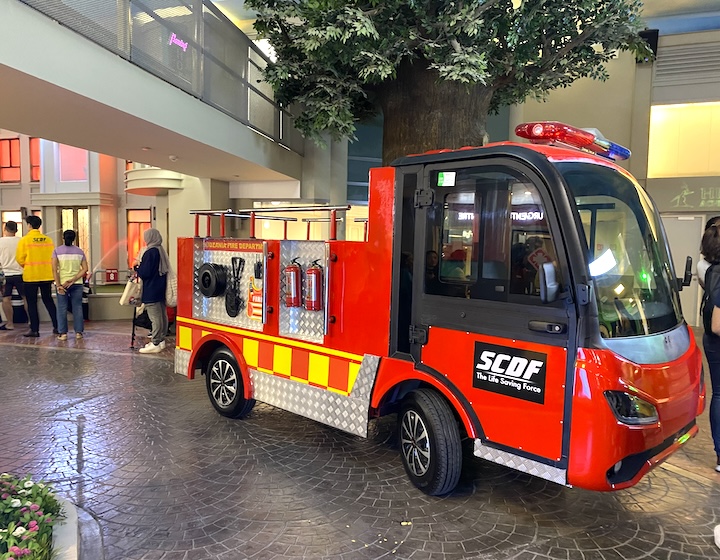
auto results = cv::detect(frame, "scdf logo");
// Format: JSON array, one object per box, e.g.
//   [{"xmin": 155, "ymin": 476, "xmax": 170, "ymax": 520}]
[
  {"xmin": 475, "ymin": 351, "xmax": 544, "ymax": 380},
  {"xmin": 473, "ymin": 342, "xmax": 547, "ymax": 404}
]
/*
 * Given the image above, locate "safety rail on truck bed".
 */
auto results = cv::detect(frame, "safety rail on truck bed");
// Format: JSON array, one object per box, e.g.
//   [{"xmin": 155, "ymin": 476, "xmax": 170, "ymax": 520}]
[
  {"xmin": 353, "ymin": 217, "xmax": 369, "ymax": 242},
  {"xmin": 189, "ymin": 206, "xmax": 351, "ymax": 240}
]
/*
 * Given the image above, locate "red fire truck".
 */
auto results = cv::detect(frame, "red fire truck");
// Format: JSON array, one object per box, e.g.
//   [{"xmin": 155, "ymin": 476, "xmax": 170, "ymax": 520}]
[{"xmin": 175, "ymin": 122, "xmax": 705, "ymax": 495}]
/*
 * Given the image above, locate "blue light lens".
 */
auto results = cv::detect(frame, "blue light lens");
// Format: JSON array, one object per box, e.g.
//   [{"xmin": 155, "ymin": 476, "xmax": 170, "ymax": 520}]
[{"xmin": 604, "ymin": 142, "xmax": 631, "ymax": 161}]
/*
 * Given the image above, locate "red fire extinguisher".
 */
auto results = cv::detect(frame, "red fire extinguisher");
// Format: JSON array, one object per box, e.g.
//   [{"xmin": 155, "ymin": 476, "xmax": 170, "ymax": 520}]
[
  {"xmin": 305, "ymin": 260, "xmax": 323, "ymax": 311},
  {"xmin": 284, "ymin": 258, "xmax": 302, "ymax": 308}
]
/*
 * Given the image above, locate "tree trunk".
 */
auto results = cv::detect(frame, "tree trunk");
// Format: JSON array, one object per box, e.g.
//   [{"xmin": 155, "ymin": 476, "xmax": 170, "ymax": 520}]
[{"xmin": 375, "ymin": 59, "xmax": 494, "ymax": 165}]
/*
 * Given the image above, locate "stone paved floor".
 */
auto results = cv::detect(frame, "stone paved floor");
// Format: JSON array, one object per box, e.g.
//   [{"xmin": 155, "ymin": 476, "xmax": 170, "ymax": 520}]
[{"xmin": 1, "ymin": 320, "xmax": 719, "ymax": 560}]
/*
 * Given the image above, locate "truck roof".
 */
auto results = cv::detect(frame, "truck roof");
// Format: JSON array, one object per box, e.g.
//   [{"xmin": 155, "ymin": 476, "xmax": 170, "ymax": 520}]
[{"xmin": 391, "ymin": 142, "xmax": 624, "ymax": 170}]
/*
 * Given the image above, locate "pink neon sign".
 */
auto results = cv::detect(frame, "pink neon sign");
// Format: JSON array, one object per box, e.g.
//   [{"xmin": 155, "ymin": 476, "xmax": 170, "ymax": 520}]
[{"xmin": 168, "ymin": 33, "xmax": 188, "ymax": 52}]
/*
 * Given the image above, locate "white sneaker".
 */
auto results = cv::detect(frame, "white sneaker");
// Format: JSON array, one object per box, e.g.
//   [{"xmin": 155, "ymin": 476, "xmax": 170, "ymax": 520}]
[{"xmin": 139, "ymin": 342, "xmax": 163, "ymax": 354}]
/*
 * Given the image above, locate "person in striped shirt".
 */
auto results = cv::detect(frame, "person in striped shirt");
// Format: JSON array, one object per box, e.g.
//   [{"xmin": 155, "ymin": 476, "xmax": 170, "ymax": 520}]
[{"xmin": 52, "ymin": 230, "xmax": 89, "ymax": 341}]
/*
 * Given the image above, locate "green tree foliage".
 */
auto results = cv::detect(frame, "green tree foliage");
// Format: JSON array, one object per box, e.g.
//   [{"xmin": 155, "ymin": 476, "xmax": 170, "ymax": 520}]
[{"xmin": 246, "ymin": 0, "xmax": 652, "ymax": 164}]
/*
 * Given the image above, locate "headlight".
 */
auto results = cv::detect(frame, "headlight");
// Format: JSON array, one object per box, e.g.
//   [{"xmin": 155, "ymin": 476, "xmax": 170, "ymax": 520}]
[{"xmin": 604, "ymin": 391, "xmax": 658, "ymax": 425}]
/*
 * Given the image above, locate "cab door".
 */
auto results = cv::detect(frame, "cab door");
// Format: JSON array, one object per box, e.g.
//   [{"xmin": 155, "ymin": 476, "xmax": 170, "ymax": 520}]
[{"xmin": 410, "ymin": 158, "xmax": 577, "ymax": 467}]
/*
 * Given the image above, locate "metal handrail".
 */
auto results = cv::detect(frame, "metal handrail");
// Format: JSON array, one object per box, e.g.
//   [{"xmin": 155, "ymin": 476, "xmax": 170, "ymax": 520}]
[
  {"xmin": 17, "ymin": 0, "xmax": 303, "ymax": 154},
  {"xmin": 190, "ymin": 206, "xmax": 351, "ymax": 240}
]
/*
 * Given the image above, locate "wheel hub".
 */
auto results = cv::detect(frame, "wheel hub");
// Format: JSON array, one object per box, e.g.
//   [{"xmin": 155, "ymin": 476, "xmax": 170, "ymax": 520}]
[
  {"xmin": 210, "ymin": 359, "xmax": 237, "ymax": 407},
  {"xmin": 401, "ymin": 410, "xmax": 431, "ymax": 477}
]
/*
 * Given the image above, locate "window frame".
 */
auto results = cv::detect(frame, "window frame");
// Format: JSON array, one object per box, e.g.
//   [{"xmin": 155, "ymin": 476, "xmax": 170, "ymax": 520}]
[
  {"xmin": 29, "ymin": 138, "xmax": 41, "ymax": 183},
  {"xmin": 421, "ymin": 161, "xmax": 565, "ymax": 307},
  {"xmin": 0, "ymin": 138, "xmax": 21, "ymax": 184}
]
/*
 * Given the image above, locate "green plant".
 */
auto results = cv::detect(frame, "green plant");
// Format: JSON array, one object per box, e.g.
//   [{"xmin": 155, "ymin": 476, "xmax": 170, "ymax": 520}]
[
  {"xmin": 0, "ymin": 474, "xmax": 63, "ymax": 560},
  {"xmin": 247, "ymin": 0, "xmax": 653, "ymax": 164}
]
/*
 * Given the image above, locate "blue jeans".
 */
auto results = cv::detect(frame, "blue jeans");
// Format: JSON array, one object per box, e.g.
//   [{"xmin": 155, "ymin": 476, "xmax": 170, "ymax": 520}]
[
  {"xmin": 702, "ymin": 334, "xmax": 720, "ymax": 458},
  {"xmin": 56, "ymin": 284, "xmax": 84, "ymax": 335}
]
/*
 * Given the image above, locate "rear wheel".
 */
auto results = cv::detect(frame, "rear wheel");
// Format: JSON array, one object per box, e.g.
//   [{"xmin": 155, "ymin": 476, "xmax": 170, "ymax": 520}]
[
  {"xmin": 205, "ymin": 348, "xmax": 255, "ymax": 418},
  {"xmin": 398, "ymin": 389, "xmax": 462, "ymax": 496}
]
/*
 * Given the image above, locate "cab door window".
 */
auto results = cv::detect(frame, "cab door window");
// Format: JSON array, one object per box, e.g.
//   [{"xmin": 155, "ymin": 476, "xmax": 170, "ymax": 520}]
[{"xmin": 424, "ymin": 166, "xmax": 558, "ymax": 302}]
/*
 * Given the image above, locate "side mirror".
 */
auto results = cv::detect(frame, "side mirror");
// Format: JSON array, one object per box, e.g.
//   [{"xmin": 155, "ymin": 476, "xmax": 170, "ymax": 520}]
[{"xmin": 539, "ymin": 262, "xmax": 559, "ymax": 303}]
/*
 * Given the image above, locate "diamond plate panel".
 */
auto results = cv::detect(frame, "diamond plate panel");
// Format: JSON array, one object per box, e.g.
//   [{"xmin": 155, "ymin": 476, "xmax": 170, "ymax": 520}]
[
  {"xmin": 251, "ymin": 354, "xmax": 380, "ymax": 437},
  {"xmin": 473, "ymin": 440, "xmax": 568, "ymax": 486},
  {"xmin": 193, "ymin": 242, "xmax": 265, "ymax": 331},
  {"xmin": 174, "ymin": 348, "xmax": 191, "ymax": 376},
  {"xmin": 278, "ymin": 241, "xmax": 326, "ymax": 343}
]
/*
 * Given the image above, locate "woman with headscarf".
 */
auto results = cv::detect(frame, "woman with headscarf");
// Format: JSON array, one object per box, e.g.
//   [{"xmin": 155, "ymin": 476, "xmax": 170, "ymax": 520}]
[{"xmin": 136, "ymin": 228, "xmax": 169, "ymax": 353}]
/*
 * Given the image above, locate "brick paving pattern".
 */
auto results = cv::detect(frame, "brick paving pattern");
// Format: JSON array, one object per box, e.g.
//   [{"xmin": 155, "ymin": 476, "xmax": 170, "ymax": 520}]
[{"xmin": 0, "ymin": 321, "xmax": 719, "ymax": 559}]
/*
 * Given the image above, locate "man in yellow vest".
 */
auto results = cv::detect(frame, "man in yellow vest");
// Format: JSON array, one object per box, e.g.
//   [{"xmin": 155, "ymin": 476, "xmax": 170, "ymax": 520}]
[{"xmin": 15, "ymin": 215, "xmax": 58, "ymax": 337}]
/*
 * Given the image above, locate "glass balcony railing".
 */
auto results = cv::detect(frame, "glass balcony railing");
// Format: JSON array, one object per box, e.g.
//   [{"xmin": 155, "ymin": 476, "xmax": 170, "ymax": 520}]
[{"xmin": 18, "ymin": 0, "xmax": 304, "ymax": 155}]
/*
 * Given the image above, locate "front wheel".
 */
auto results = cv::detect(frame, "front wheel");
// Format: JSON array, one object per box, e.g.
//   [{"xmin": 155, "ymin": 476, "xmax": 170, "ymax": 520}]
[
  {"xmin": 398, "ymin": 389, "xmax": 462, "ymax": 496},
  {"xmin": 205, "ymin": 348, "xmax": 255, "ymax": 418}
]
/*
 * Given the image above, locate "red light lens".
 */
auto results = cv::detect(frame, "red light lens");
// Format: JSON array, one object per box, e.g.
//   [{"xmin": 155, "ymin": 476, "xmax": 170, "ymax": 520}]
[
  {"xmin": 514, "ymin": 121, "xmax": 631, "ymax": 160},
  {"xmin": 516, "ymin": 121, "xmax": 595, "ymax": 146}
]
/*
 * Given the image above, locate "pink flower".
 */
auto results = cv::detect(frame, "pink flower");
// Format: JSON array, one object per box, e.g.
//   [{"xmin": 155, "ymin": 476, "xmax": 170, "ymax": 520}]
[
  {"xmin": 1, "ymin": 492, "xmax": 8, "ymax": 499},
  {"xmin": 9, "ymin": 546, "xmax": 21, "ymax": 554},
  {"xmin": 28, "ymin": 521, "xmax": 37, "ymax": 528},
  {"xmin": 28, "ymin": 525, "xmax": 38, "ymax": 532},
  {"xmin": 29, "ymin": 504, "xmax": 39, "ymax": 511}
]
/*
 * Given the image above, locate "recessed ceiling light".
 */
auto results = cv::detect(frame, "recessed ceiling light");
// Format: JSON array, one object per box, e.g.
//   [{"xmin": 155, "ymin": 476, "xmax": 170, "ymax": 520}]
[{"xmin": 141, "ymin": 146, "xmax": 151, "ymax": 151}]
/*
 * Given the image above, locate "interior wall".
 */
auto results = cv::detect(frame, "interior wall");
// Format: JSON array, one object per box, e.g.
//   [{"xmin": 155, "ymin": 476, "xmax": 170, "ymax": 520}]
[
  {"xmin": 98, "ymin": 203, "xmax": 119, "ymax": 273},
  {"xmin": 167, "ymin": 176, "xmax": 213, "ymax": 267}
]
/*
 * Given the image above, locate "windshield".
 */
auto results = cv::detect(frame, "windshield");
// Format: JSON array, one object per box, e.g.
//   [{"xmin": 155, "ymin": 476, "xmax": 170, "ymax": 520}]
[{"xmin": 554, "ymin": 162, "xmax": 683, "ymax": 338}]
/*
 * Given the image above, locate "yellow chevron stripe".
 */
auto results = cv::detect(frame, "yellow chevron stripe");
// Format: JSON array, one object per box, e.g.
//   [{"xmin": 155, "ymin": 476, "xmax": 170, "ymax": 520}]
[{"xmin": 180, "ymin": 317, "xmax": 363, "ymax": 362}]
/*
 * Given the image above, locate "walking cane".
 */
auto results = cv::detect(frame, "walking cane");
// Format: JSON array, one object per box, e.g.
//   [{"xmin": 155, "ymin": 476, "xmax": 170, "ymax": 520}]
[{"xmin": 130, "ymin": 304, "xmax": 138, "ymax": 350}]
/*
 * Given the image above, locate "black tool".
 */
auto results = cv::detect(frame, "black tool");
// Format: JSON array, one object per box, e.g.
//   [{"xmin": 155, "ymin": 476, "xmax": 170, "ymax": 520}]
[{"xmin": 225, "ymin": 257, "xmax": 245, "ymax": 317}]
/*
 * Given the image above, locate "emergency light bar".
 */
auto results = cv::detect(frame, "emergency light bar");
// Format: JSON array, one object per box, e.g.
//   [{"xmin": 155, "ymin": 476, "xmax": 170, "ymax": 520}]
[{"xmin": 515, "ymin": 121, "xmax": 631, "ymax": 161}]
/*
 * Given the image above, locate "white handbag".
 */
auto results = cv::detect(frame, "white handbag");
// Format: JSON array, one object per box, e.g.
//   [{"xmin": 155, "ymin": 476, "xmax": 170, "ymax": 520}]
[
  {"xmin": 165, "ymin": 268, "xmax": 178, "ymax": 307},
  {"xmin": 119, "ymin": 277, "xmax": 143, "ymax": 306}
]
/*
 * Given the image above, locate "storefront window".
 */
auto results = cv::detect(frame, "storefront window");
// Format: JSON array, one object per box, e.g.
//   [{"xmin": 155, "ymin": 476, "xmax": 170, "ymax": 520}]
[
  {"xmin": 0, "ymin": 138, "xmax": 21, "ymax": 183},
  {"xmin": 1, "ymin": 211, "xmax": 23, "ymax": 235},
  {"xmin": 127, "ymin": 209, "xmax": 152, "ymax": 267},
  {"xmin": 58, "ymin": 144, "xmax": 88, "ymax": 182},
  {"xmin": 61, "ymin": 207, "xmax": 91, "ymax": 270}
]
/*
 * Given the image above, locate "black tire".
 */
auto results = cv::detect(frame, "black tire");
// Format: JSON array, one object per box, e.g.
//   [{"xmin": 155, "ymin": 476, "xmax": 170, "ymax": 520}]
[
  {"xmin": 198, "ymin": 263, "xmax": 227, "ymax": 297},
  {"xmin": 398, "ymin": 389, "xmax": 462, "ymax": 496},
  {"xmin": 205, "ymin": 348, "xmax": 255, "ymax": 418}
]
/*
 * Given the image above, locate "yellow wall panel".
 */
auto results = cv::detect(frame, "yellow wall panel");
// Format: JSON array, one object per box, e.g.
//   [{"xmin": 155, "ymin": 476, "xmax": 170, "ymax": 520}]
[
  {"xmin": 273, "ymin": 345, "xmax": 292, "ymax": 375},
  {"xmin": 307, "ymin": 353, "xmax": 329, "ymax": 387},
  {"xmin": 243, "ymin": 338, "xmax": 259, "ymax": 368},
  {"xmin": 178, "ymin": 325, "xmax": 192, "ymax": 351}
]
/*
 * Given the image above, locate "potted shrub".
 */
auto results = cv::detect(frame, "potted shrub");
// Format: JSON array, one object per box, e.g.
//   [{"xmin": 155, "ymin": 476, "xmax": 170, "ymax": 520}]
[{"xmin": 0, "ymin": 474, "xmax": 62, "ymax": 560}]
